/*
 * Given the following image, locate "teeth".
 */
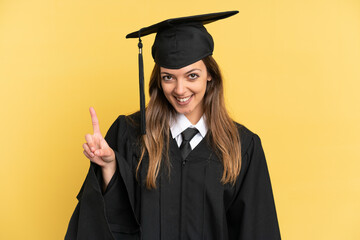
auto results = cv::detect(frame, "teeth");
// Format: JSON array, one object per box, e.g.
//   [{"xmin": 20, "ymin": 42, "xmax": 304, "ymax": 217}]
[{"xmin": 176, "ymin": 96, "xmax": 191, "ymax": 102}]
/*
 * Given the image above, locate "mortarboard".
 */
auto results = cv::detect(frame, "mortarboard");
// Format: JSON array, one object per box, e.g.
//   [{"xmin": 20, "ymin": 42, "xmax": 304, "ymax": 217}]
[{"xmin": 126, "ymin": 10, "xmax": 239, "ymax": 135}]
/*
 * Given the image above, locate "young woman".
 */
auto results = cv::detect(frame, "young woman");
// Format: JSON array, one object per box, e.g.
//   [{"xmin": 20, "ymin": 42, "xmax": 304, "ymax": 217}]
[{"xmin": 66, "ymin": 11, "xmax": 281, "ymax": 240}]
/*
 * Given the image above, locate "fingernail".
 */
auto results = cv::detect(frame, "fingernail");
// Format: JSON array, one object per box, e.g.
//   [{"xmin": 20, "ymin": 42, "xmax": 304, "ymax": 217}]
[
  {"xmin": 90, "ymin": 153, "xmax": 95, "ymax": 157},
  {"xmin": 95, "ymin": 150, "xmax": 99, "ymax": 155},
  {"xmin": 91, "ymin": 147, "xmax": 95, "ymax": 152}
]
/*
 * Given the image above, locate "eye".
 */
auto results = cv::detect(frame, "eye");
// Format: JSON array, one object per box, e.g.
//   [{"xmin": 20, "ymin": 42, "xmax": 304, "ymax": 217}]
[
  {"xmin": 162, "ymin": 75, "xmax": 173, "ymax": 81},
  {"xmin": 188, "ymin": 73, "xmax": 199, "ymax": 80}
]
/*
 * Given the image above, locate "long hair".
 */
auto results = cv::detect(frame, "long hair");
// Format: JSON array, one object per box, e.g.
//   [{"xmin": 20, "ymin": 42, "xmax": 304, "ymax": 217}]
[{"xmin": 137, "ymin": 55, "xmax": 241, "ymax": 189}]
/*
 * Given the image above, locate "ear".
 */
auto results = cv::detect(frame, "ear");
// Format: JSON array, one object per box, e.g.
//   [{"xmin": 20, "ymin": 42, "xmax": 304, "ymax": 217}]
[{"xmin": 207, "ymin": 74, "xmax": 212, "ymax": 82}]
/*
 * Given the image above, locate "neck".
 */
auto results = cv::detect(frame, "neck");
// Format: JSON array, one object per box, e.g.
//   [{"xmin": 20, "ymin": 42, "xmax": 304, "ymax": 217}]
[{"xmin": 185, "ymin": 111, "xmax": 203, "ymax": 125}]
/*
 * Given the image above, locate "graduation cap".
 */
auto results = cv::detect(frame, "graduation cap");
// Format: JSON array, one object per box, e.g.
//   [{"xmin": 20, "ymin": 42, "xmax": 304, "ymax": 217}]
[{"xmin": 126, "ymin": 10, "xmax": 239, "ymax": 135}]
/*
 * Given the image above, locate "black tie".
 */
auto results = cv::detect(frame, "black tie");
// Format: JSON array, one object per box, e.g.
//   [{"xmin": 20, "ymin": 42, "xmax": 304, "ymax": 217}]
[{"xmin": 180, "ymin": 127, "xmax": 199, "ymax": 160}]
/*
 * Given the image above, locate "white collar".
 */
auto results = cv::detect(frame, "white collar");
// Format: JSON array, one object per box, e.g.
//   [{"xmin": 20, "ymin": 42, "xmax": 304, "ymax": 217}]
[{"xmin": 170, "ymin": 113, "xmax": 208, "ymax": 139}]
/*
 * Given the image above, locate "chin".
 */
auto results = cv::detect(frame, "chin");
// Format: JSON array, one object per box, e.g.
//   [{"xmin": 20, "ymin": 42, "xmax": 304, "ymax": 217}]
[{"xmin": 175, "ymin": 108, "xmax": 191, "ymax": 115}]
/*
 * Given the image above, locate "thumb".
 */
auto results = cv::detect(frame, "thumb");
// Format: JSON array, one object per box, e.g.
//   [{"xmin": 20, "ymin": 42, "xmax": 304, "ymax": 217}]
[
  {"xmin": 94, "ymin": 148, "xmax": 113, "ymax": 157},
  {"xmin": 100, "ymin": 137, "xmax": 110, "ymax": 149}
]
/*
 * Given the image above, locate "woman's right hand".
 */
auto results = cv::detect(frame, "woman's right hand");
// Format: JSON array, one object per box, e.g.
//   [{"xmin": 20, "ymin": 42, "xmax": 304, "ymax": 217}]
[{"xmin": 82, "ymin": 107, "xmax": 116, "ymax": 170}]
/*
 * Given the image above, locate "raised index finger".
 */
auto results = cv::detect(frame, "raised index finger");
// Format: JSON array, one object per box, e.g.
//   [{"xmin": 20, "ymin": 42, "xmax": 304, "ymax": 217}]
[{"xmin": 89, "ymin": 107, "xmax": 101, "ymax": 135}]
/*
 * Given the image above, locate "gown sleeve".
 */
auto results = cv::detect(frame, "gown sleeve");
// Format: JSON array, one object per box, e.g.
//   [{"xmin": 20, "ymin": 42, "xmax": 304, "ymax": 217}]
[
  {"xmin": 65, "ymin": 116, "xmax": 140, "ymax": 240},
  {"xmin": 226, "ymin": 134, "xmax": 281, "ymax": 240}
]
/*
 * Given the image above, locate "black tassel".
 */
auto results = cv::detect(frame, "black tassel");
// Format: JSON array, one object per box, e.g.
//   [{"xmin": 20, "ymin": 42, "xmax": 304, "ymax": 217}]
[{"xmin": 138, "ymin": 35, "xmax": 146, "ymax": 135}]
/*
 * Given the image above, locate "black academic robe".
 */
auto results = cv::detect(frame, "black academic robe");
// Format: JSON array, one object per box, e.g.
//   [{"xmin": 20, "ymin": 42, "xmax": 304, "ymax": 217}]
[{"xmin": 65, "ymin": 112, "xmax": 281, "ymax": 240}]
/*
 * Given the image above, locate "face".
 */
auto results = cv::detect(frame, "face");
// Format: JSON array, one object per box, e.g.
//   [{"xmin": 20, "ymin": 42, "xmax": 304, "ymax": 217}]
[{"xmin": 160, "ymin": 60, "xmax": 211, "ymax": 124}]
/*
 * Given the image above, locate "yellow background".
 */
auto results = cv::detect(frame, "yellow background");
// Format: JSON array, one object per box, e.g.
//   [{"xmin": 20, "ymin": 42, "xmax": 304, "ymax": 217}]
[{"xmin": 1, "ymin": 0, "xmax": 359, "ymax": 239}]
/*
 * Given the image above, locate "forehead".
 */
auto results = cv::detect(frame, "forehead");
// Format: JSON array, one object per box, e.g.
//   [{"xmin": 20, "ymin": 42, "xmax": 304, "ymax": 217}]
[{"xmin": 160, "ymin": 59, "xmax": 206, "ymax": 74}]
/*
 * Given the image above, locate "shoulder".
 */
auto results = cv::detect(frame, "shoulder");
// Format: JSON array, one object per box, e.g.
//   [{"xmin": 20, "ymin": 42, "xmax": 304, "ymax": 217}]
[
  {"xmin": 233, "ymin": 121, "xmax": 263, "ymax": 156},
  {"xmin": 108, "ymin": 111, "xmax": 141, "ymax": 131},
  {"xmin": 104, "ymin": 111, "xmax": 142, "ymax": 145},
  {"xmin": 125, "ymin": 111, "xmax": 142, "ymax": 135}
]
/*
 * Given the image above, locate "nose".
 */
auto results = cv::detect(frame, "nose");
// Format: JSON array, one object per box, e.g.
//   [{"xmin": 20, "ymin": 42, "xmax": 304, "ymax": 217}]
[{"xmin": 174, "ymin": 78, "xmax": 186, "ymax": 95}]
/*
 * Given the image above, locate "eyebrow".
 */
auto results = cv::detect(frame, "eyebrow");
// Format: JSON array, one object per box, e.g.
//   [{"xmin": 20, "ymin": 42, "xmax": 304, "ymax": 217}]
[{"xmin": 161, "ymin": 68, "xmax": 202, "ymax": 75}]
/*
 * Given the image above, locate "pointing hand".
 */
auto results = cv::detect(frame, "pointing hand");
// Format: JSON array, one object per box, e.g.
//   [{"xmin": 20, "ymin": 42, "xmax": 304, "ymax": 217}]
[{"xmin": 82, "ymin": 107, "xmax": 115, "ymax": 169}]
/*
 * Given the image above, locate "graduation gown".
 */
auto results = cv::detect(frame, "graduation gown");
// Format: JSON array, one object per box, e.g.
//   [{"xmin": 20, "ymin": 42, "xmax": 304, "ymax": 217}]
[{"xmin": 65, "ymin": 112, "xmax": 281, "ymax": 240}]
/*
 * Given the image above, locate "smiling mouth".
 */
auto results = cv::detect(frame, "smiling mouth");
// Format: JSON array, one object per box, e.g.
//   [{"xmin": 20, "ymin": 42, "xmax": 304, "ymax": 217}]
[{"xmin": 175, "ymin": 94, "xmax": 193, "ymax": 104}]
